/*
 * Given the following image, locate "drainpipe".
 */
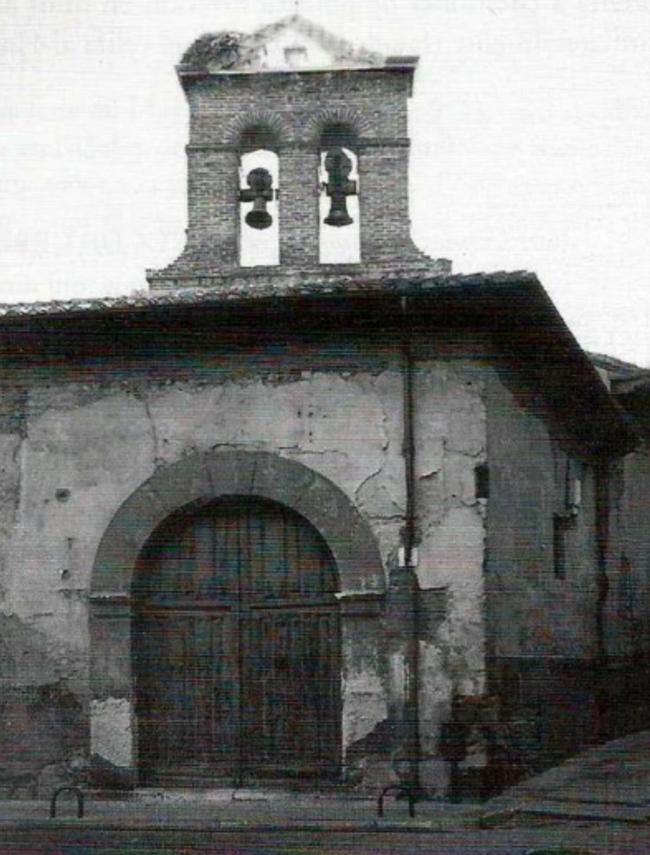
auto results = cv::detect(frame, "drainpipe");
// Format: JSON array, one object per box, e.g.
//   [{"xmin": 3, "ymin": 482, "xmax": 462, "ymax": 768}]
[
  {"xmin": 594, "ymin": 458, "xmax": 611, "ymax": 740},
  {"xmin": 400, "ymin": 294, "xmax": 421, "ymax": 793},
  {"xmin": 594, "ymin": 460, "xmax": 610, "ymax": 661}
]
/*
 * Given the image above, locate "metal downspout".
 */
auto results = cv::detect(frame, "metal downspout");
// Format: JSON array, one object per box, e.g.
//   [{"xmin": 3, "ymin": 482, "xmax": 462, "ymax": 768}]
[
  {"xmin": 594, "ymin": 459, "xmax": 610, "ymax": 662},
  {"xmin": 594, "ymin": 458, "xmax": 611, "ymax": 742}
]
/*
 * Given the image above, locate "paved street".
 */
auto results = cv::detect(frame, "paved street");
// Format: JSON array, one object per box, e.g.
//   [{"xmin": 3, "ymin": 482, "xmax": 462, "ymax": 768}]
[
  {"xmin": 485, "ymin": 729, "xmax": 650, "ymax": 824},
  {"xmin": 1, "ymin": 818, "xmax": 650, "ymax": 853},
  {"xmin": 5, "ymin": 730, "xmax": 650, "ymax": 852}
]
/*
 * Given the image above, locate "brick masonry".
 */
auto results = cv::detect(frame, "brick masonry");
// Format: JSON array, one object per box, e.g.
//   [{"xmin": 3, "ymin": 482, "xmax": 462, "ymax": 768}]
[{"xmin": 148, "ymin": 70, "xmax": 447, "ymax": 287}]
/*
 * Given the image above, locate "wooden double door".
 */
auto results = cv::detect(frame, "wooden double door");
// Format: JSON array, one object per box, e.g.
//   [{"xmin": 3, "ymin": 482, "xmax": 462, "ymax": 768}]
[{"xmin": 133, "ymin": 497, "xmax": 341, "ymax": 786}]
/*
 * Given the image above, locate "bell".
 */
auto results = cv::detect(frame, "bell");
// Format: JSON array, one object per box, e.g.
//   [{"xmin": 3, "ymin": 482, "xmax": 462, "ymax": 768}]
[
  {"xmin": 324, "ymin": 197, "xmax": 353, "ymax": 228},
  {"xmin": 240, "ymin": 167, "xmax": 274, "ymax": 230},
  {"xmin": 246, "ymin": 201, "xmax": 272, "ymax": 230},
  {"xmin": 323, "ymin": 147, "xmax": 357, "ymax": 228}
]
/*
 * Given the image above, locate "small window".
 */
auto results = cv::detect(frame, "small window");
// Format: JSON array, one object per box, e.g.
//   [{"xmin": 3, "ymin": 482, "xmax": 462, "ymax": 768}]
[
  {"xmin": 284, "ymin": 46, "xmax": 307, "ymax": 67},
  {"xmin": 474, "ymin": 463, "xmax": 489, "ymax": 500},
  {"xmin": 553, "ymin": 515, "xmax": 572, "ymax": 579}
]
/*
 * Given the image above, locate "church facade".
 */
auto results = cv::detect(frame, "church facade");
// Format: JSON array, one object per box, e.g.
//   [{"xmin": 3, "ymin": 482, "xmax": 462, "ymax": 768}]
[{"xmin": 0, "ymin": 17, "xmax": 648, "ymax": 799}]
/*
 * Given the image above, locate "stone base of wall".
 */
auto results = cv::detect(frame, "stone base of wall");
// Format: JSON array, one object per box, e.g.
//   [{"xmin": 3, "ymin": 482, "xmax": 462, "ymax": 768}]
[
  {"xmin": 488, "ymin": 658, "xmax": 600, "ymax": 778},
  {"xmin": 0, "ymin": 684, "xmax": 86, "ymax": 799},
  {"xmin": 595, "ymin": 656, "xmax": 650, "ymax": 743},
  {"xmin": 474, "ymin": 655, "xmax": 650, "ymax": 798}
]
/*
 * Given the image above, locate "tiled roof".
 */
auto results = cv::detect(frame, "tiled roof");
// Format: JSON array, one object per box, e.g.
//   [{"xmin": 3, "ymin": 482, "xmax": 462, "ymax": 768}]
[
  {"xmin": 0, "ymin": 270, "xmax": 536, "ymax": 322},
  {"xmin": 589, "ymin": 352, "xmax": 649, "ymax": 379}
]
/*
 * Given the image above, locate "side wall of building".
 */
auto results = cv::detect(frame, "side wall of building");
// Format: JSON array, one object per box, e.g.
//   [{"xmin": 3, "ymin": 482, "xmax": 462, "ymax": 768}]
[
  {"xmin": 618, "ymin": 448, "xmax": 650, "ymax": 656},
  {"xmin": 598, "ymin": 423, "xmax": 650, "ymax": 739},
  {"xmin": 484, "ymin": 359, "xmax": 602, "ymax": 784}
]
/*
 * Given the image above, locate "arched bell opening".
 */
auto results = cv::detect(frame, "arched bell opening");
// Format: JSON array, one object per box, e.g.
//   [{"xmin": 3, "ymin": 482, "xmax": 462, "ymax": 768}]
[
  {"xmin": 239, "ymin": 127, "xmax": 279, "ymax": 267},
  {"xmin": 131, "ymin": 495, "xmax": 342, "ymax": 787},
  {"xmin": 319, "ymin": 123, "xmax": 360, "ymax": 264}
]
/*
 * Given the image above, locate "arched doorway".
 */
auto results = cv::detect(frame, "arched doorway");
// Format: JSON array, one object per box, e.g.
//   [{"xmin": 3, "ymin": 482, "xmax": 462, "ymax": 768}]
[
  {"xmin": 90, "ymin": 450, "xmax": 385, "ymax": 783},
  {"xmin": 132, "ymin": 496, "xmax": 341, "ymax": 786}
]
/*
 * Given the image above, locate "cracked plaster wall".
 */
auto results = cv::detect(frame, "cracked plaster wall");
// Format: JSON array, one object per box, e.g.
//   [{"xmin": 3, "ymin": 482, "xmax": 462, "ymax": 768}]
[
  {"xmin": 1, "ymin": 366, "xmax": 405, "ymax": 779},
  {"xmin": 0, "ymin": 346, "xmax": 494, "ymax": 789},
  {"xmin": 3, "ymin": 369, "xmax": 404, "ymax": 619},
  {"xmin": 411, "ymin": 360, "xmax": 488, "ymax": 763}
]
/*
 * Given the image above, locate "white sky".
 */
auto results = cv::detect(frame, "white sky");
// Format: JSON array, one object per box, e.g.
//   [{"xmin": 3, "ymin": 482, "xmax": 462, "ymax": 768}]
[{"xmin": 1, "ymin": 0, "xmax": 649, "ymax": 367}]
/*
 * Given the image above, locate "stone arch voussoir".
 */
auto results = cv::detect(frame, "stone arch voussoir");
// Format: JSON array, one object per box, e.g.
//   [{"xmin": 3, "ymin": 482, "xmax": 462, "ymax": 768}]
[{"xmin": 91, "ymin": 449, "xmax": 385, "ymax": 598}]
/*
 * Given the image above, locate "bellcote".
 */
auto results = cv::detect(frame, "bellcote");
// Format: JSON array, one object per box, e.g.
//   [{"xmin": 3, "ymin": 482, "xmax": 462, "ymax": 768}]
[{"xmin": 147, "ymin": 15, "xmax": 451, "ymax": 291}]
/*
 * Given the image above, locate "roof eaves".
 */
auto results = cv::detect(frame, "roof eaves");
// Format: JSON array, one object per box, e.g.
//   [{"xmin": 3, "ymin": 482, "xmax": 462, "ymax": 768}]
[
  {"xmin": 0, "ymin": 270, "xmax": 636, "ymax": 455},
  {"xmin": 588, "ymin": 352, "xmax": 646, "ymax": 378},
  {"xmin": 0, "ymin": 270, "xmax": 537, "ymax": 323}
]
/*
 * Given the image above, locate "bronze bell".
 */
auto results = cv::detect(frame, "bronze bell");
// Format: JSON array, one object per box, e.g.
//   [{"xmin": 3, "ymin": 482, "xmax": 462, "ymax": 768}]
[
  {"xmin": 324, "ymin": 148, "xmax": 357, "ymax": 228},
  {"xmin": 240, "ymin": 167, "xmax": 274, "ymax": 230},
  {"xmin": 324, "ymin": 196, "xmax": 353, "ymax": 228}
]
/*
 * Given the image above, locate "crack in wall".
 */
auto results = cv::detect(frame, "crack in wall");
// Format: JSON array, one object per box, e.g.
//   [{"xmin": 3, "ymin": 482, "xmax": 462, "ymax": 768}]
[
  {"xmin": 354, "ymin": 462, "xmax": 385, "ymax": 504},
  {"xmin": 278, "ymin": 445, "xmax": 348, "ymax": 458},
  {"xmin": 419, "ymin": 468, "xmax": 440, "ymax": 481},
  {"xmin": 0, "ymin": 426, "xmax": 27, "ymax": 605},
  {"xmin": 133, "ymin": 389, "xmax": 162, "ymax": 467},
  {"xmin": 8, "ymin": 428, "xmax": 24, "ymax": 523}
]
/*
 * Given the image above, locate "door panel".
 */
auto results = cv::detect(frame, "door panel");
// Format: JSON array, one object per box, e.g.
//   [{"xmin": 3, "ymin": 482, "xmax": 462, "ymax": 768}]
[
  {"xmin": 135, "ymin": 610, "xmax": 238, "ymax": 782},
  {"xmin": 244, "ymin": 608, "xmax": 340, "ymax": 777},
  {"xmin": 134, "ymin": 497, "xmax": 341, "ymax": 785}
]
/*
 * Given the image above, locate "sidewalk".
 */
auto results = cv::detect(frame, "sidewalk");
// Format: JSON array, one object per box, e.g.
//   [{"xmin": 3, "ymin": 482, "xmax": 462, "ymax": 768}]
[
  {"xmin": 484, "ymin": 729, "xmax": 650, "ymax": 824},
  {"xmin": 0, "ymin": 788, "xmax": 483, "ymax": 834},
  {"xmin": 4, "ymin": 730, "xmax": 650, "ymax": 835}
]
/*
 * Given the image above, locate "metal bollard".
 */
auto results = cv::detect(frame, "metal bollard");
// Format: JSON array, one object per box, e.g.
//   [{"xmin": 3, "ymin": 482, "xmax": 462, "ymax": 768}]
[
  {"xmin": 50, "ymin": 786, "xmax": 85, "ymax": 819},
  {"xmin": 377, "ymin": 784, "xmax": 416, "ymax": 818}
]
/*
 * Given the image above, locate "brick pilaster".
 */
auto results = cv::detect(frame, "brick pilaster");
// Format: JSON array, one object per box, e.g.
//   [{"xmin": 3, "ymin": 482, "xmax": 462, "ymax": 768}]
[
  {"xmin": 358, "ymin": 144, "xmax": 418, "ymax": 263},
  {"xmin": 186, "ymin": 149, "xmax": 240, "ymax": 266},
  {"xmin": 279, "ymin": 147, "xmax": 320, "ymax": 267}
]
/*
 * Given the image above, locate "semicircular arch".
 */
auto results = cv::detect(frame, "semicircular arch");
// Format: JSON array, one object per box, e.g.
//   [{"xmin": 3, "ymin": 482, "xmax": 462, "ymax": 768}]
[
  {"xmin": 302, "ymin": 106, "xmax": 373, "ymax": 145},
  {"xmin": 91, "ymin": 449, "xmax": 385, "ymax": 598},
  {"xmin": 223, "ymin": 111, "xmax": 288, "ymax": 149}
]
